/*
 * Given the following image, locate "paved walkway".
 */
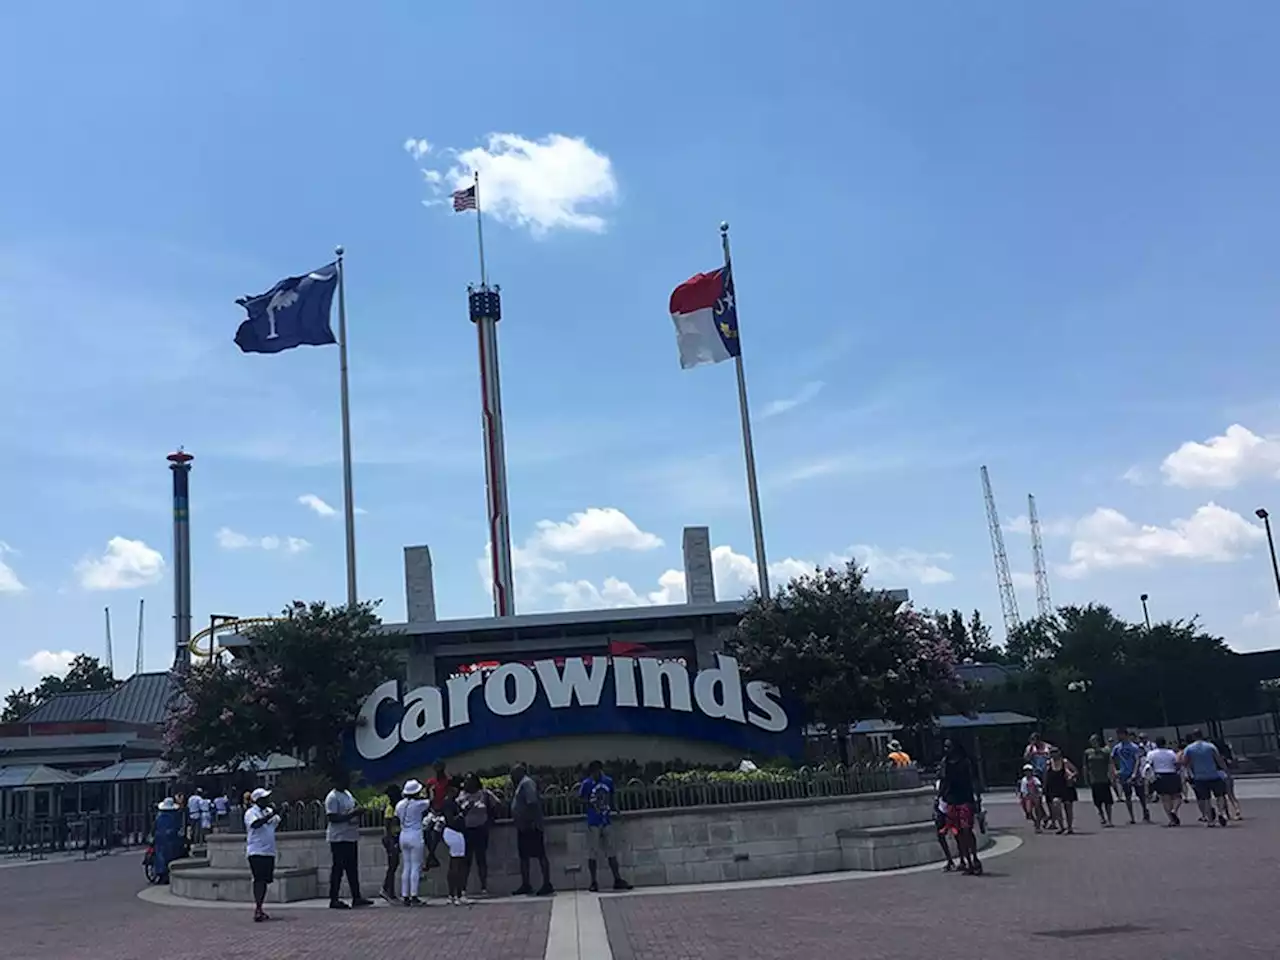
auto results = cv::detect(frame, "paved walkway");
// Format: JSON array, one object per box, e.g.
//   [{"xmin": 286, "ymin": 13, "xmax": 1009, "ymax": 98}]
[{"xmin": 3, "ymin": 797, "xmax": 1277, "ymax": 959}]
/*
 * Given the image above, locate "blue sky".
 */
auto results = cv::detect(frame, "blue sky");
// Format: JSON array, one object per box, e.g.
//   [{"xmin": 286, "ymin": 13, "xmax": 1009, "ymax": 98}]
[{"xmin": 5, "ymin": 2, "xmax": 1280, "ymax": 695}]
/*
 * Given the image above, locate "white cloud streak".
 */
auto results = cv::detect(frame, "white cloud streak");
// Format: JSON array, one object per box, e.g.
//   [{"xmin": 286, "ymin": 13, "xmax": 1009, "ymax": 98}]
[{"xmin": 75, "ymin": 537, "xmax": 165, "ymax": 590}]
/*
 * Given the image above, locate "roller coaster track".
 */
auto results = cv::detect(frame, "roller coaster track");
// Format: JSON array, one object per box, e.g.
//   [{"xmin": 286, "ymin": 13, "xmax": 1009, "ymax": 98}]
[{"xmin": 187, "ymin": 617, "xmax": 281, "ymax": 659}]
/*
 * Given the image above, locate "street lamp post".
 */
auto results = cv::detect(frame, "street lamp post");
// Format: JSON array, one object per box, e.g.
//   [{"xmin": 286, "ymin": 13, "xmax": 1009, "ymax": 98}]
[
  {"xmin": 1255, "ymin": 508, "xmax": 1280, "ymax": 605},
  {"xmin": 1139, "ymin": 593, "xmax": 1151, "ymax": 631}
]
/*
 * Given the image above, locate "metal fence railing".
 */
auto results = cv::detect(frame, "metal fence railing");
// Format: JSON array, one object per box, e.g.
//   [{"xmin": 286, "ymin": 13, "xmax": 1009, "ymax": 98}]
[
  {"xmin": 220, "ymin": 764, "xmax": 921, "ymax": 834},
  {"xmin": 1, "ymin": 812, "xmax": 153, "ymax": 861}
]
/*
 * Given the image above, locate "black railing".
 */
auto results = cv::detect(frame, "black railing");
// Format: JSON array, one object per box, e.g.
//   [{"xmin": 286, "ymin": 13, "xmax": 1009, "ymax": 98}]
[
  {"xmin": 1, "ymin": 813, "xmax": 153, "ymax": 860},
  {"xmin": 220, "ymin": 764, "xmax": 921, "ymax": 834}
]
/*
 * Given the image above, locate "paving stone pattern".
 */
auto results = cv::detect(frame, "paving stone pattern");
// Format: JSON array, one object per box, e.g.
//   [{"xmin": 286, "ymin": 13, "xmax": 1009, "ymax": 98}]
[
  {"xmin": 601, "ymin": 799, "xmax": 1280, "ymax": 960},
  {"xmin": 0, "ymin": 854, "xmax": 550, "ymax": 960}
]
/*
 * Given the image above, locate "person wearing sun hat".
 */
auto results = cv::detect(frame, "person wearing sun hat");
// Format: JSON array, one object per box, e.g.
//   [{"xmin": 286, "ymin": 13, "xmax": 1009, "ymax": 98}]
[
  {"xmin": 394, "ymin": 779, "xmax": 431, "ymax": 905},
  {"xmin": 152, "ymin": 797, "xmax": 184, "ymax": 884},
  {"xmin": 244, "ymin": 788, "xmax": 281, "ymax": 922}
]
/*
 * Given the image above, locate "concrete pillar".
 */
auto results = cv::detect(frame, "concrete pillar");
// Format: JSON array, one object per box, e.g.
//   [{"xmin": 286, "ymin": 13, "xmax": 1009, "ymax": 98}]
[
  {"xmin": 404, "ymin": 546, "xmax": 437, "ymax": 623},
  {"xmin": 682, "ymin": 526, "xmax": 716, "ymax": 605}
]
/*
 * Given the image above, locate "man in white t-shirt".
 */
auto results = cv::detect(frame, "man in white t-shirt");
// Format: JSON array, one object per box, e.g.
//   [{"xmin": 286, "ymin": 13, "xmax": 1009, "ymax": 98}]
[
  {"xmin": 1145, "ymin": 736, "xmax": 1183, "ymax": 826},
  {"xmin": 324, "ymin": 771, "xmax": 372, "ymax": 909},
  {"xmin": 187, "ymin": 788, "xmax": 206, "ymax": 844},
  {"xmin": 244, "ymin": 788, "xmax": 280, "ymax": 922}
]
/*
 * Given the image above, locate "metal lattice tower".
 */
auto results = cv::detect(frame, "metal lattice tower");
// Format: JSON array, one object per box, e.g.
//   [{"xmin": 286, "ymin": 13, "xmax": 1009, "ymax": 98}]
[
  {"xmin": 980, "ymin": 466, "xmax": 1021, "ymax": 637},
  {"xmin": 1028, "ymin": 493, "xmax": 1053, "ymax": 619}
]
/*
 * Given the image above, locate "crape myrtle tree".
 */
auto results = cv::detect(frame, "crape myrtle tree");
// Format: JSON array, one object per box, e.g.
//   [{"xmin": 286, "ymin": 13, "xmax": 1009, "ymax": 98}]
[
  {"xmin": 724, "ymin": 562, "xmax": 966, "ymax": 759},
  {"xmin": 164, "ymin": 600, "xmax": 398, "ymax": 779}
]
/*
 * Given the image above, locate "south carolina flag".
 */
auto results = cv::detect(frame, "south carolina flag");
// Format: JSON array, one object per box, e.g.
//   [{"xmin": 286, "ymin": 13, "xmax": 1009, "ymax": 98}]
[{"xmin": 669, "ymin": 266, "xmax": 741, "ymax": 370}]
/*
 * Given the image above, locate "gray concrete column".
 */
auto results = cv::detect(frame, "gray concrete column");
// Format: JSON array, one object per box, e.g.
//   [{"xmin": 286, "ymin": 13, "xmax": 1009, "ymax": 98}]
[
  {"xmin": 404, "ymin": 546, "xmax": 437, "ymax": 623},
  {"xmin": 682, "ymin": 526, "xmax": 716, "ymax": 604}
]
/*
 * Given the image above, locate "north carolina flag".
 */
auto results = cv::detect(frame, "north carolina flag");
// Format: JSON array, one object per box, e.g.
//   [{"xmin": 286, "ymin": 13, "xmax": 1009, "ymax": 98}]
[{"xmin": 668, "ymin": 266, "xmax": 741, "ymax": 370}]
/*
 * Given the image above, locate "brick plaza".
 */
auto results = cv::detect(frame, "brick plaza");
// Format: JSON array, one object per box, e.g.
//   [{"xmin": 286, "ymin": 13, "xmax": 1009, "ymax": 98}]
[{"xmin": 3, "ymin": 796, "xmax": 1278, "ymax": 960}]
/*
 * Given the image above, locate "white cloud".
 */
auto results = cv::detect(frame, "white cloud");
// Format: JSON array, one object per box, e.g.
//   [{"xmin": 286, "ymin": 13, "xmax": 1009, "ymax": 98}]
[
  {"xmin": 216, "ymin": 528, "xmax": 310, "ymax": 554},
  {"xmin": 298, "ymin": 493, "xmax": 337, "ymax": 517},
  {"xmin": 20, "ymin": 649, "xmax": 77, "ymax": 675},
  {"xmin": 1121, "ymin": 465, "xmax": 1148, "ymax": 486},
  {"xmin": 410, "ymin": 132, "xmax": 619, "ymax": 235},
  {"xmin": 1059, "ymin": 503, "xmax": 1264, "ymax": 579},
  {"xmin": 761, "ymin": 381, "xmax": 824, "ymax": 418},
  {"xmin": 403, "ymin": 138, "xmax": 432, "ymax": 161},
  {"xmin": 531, "ymin": 508, "xmax": 663, "ymax": 555},
  {"xmin": 1160, "ymin": 424, "xmax": 1280, "ymax": 489},
  {"xmin": 850, "ymin": 544, "xmax": 955, "ymax": 585},
  {"xmin": 0, "ymin": 541, "xmax": 25, "ymax": 593},
  {"xmin": 76, "ymin": 537, "xmax": 165, "ymax": 590}
]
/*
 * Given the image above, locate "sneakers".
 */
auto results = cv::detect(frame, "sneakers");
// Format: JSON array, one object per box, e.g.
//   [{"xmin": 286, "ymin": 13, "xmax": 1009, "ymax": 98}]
[
  {"xmin": 588, "ymin": 881, "xmax": 599, "ymax": 893},
  {"xmin": 536, "ymin": 883, "xmax": 555, "ymax": 896},
  {"xmin": 513, "ymin": 884, "xmax": 534, "ymax": 896},
  {"xmin": 613, "ymin": 879, "xmax": 633, "ymax": 891},
  {"xmin": 329, "ymin": 900, "xmax": 349, "ymax": 910},
  {"xmin": 351, "ymin": 897, "xmax": 375, "ymax": 908}
]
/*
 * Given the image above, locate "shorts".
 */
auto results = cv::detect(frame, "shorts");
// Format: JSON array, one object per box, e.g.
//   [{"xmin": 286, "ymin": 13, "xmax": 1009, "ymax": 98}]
[
  {"xmin": 587, "ymin": 824, "xmax": 615, "ymax": 859},
  {"xmin": 945, "ymin": 803, "xmax": 974, "ymax": 833},
  {"xmin": 517, "ymin": 828, "xmax": 546, "ymax": 860},
  {"xmin": 1192, "ymin": 778, "xmax": 1227, "ymax": 801},
  {"xmin": 1154, "ymin": 773, "xmax": 1182, "ymax": 797},
  {"xmin": 442, "ymin": 827, "xmax": 466, "ymax": 858},
  {"xmin": 247, "ymin": 854, "xmax": 275, "ymax": 884},
  {"xmin": 1090, "ymin": 783, "xmax": 1114, "ymax": 806}
]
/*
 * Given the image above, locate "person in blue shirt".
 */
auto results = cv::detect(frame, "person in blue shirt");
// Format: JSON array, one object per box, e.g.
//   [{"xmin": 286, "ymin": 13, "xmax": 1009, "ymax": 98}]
[
  {"xmin": 1181, "ymin": 730, "xmax": 1229, "ymax": 827},
  {"xmin": 1110, "ymin": 728, "xmax": 1150, "ymax": 824},
  {"xmin": 578, "ymin": 761, "xmax": 632, "ymax": 892}
]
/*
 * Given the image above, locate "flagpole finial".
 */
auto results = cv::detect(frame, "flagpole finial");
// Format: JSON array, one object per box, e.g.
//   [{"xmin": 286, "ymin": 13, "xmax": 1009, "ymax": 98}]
[
  {"xmin": 334, "ymin": 244, "xmax": 345, "ymax": 257},
  {"xmin": 720, "ymin": 221, "xmax": 729, "ymax": 234}
]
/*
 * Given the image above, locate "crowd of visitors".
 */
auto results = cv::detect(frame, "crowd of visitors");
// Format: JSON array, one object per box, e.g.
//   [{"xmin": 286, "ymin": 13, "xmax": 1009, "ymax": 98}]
[{"xmin": 232, "ymin": 759, "xmax": 632, "ymax": 919}]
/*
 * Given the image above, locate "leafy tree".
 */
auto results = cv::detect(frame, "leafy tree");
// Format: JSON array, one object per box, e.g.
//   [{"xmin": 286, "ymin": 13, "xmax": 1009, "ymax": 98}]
[
  {"xmin": 724, "ymin": 562, "xmax": 966, "ymax": 732},
  {"xmin": 1, "ymin": 687, "xmax": 37, "ymax": 723},
  {"xmin": 931, "ymin": 608, "xmax": 1006, "ymax": 663},
  {"xmin": 164, "ymin": 600, "xmax": 398, "ymax": 778},
  {"xmin": 1, "ymin": 654, "xmax": 118, "ymax": 723}
]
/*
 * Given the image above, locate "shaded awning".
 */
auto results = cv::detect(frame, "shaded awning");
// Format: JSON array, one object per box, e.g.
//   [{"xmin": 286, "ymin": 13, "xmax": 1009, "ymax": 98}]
[
  {"xmin": 844, "ymin": 711, "xmax": 1039, "ymax": 735},
  {"xmin": 0, "ymin": 764, "xmax": 79, "ymax": 788},
  {"xmin": 74, "ymin": 759, "xmax": 175, "ymax": 783}
]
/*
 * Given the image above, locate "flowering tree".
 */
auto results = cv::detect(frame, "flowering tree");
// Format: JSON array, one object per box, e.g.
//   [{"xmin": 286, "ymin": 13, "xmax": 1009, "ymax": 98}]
[
  {"xmin": 163, "ymin": 600, "xmax": 398, "ymax": 778},
  {"xmin": 724, "ymin": 563, "xmax": 965, "ymax": 732}
]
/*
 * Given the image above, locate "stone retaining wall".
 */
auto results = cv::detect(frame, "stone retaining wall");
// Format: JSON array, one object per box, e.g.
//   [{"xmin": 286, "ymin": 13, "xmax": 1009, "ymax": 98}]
[{"xmin": 177, "ymin": 786, "xmax": 940, "ymax": 902}]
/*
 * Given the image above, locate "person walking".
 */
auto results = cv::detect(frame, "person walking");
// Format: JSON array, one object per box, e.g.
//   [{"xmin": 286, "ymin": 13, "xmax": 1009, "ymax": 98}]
[
  {"xmin": 380, "ymin": 783, "xmax": 403, "ymax": 902},
  {"xmin": 1024, "ymin": 732, "xmax": 1054, "ymax": 779},
  {"xmin": 1082, "ymin": 734, "xmax": 1116, "ymax": 828},
  {"xmin": 244, "ymin": 788, "xmax": 280, "ymax": 923},
  {"xmin": 1111, "ymin": 728, "xmax": 1150, "ymax": 824},
  {"xmin": 578, "ymin": 760, "xmax": 633, "ymax": 892},
  {"xmin": 152, "ymin": 798, "xmax": 184, "ymax": 884},
  {"xmin": 1016, "ymin": 763, "xmax": 1045, "ymax": 833},
  {"xmin": 1213, "ymin": 736, "xmax": 1244, "ymax": 821},
  {"xmin": 939, "ymin": 739, "xmax": 982, "ymax": 875},
  {"xmin": 1182, "ymin": 730, "xmax": 1230, "ymax": 827},
  {"xmin": 395, "ymin": 779, "xmax": 430, "ymax": 905},
  {"xmin": 1147, "ymin": 736, "xmax": 1183, "ymax": 826},
  {"xmin": 510, "ymin": 763, "xmax": 554, "ymax": 896},
  {"xmin": 324, "ymin": 771, "xmax": 373, "ymax": 909},
  {"xmin": 458, "ymin": 773, "xmax": 500, "ymax": 896},
  {"xmin": 1043, "ymin": 748, "xmax": 1079, "ymax": 835}
]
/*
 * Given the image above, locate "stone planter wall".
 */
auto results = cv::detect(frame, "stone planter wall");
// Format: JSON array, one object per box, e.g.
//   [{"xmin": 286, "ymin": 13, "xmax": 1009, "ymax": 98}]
[{"xmin": 175, "ymin": 786, "xmax": 944, "ymax": 902}]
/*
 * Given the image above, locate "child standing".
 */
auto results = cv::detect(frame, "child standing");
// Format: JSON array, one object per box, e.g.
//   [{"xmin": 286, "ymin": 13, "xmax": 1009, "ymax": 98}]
[{"xmin": 1017, "ymin": 763, "xmax": 1045, "ymax": 833}]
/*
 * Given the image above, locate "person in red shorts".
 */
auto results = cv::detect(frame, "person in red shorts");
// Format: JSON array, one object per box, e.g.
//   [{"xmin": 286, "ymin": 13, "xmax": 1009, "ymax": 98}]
[{"xmin": 939, "ymin": 738, "xmax": 981, "ymax": 875}]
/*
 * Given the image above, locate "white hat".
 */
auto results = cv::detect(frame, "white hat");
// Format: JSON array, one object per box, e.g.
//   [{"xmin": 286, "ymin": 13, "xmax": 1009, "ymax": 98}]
[
  {"xmin": 403, "ymin": 779, "xmax": 424, "ymax": 797},
  {"xmin": 1022, "ymin": 764, "xmax": 1034, "ymax": 772},
  {"xmin": 250, "ymin": 787, "xmax": 272, "ymax": 802},
  {"xmin": 888, "ymin": 740, "xmax": 903, "ymax": 751},
  {"xmin": 157, "ymin": 797, "xmax": 180, "ymax": 811}
]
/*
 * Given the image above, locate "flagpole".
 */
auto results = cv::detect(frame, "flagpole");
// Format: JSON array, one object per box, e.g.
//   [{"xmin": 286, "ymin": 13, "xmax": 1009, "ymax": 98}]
[
  {"xmin": 474, "ymin": 171, "xmax": 487, "ymax": 286},
  {"xmin": 720, "ymin": 221, "xmax": 770, "ymax": 598},
  {"xmin": 334, "ymin": 245, "xmax": 358, "ymax": 607}
]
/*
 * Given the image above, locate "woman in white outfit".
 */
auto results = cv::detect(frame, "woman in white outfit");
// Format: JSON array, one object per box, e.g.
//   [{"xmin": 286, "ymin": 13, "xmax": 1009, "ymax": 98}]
[{"xmin": 395, "ymin": 779, "xmax": 431, "ymax": 905}]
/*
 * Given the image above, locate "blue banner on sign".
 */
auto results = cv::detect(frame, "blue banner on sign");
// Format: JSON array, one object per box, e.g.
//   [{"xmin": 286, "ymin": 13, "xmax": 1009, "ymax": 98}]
[{"xmin": 343, "ymin": 655, "xmax": 803, "ymax": 783}]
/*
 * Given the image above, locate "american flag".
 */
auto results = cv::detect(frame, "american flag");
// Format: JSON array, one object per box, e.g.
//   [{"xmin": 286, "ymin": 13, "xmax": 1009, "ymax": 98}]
[{"xmin": 452, "ymin": 184, "xmax": 477, "ymax": 212}]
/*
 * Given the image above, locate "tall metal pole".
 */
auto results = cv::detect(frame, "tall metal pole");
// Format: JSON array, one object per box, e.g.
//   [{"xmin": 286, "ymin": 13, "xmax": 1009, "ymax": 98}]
[
  {"xmin": 719, "ymin": 222, "xmax": 769, "ymax": 597},
  {"xmin": 1256, "ymin": 509, "xmax": 1280, "ymax": 604},
  {"xmin": 335, "ymin": 246, "xmax": 358, "ymax": 608},
  {"xmin": 167, "ymin": 449, "xmax": 193, "ymax": 672},
  {"xmin": 135, "ymin": 598, "xmax": 145, "ymax": 676},
  {"xmin": 474, "ymin": 171, "xmax": 487, "ymax": 286},
  {"xmin": 1140, "ymin": 593, "xmax": 1151, "ymax": 631}
]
